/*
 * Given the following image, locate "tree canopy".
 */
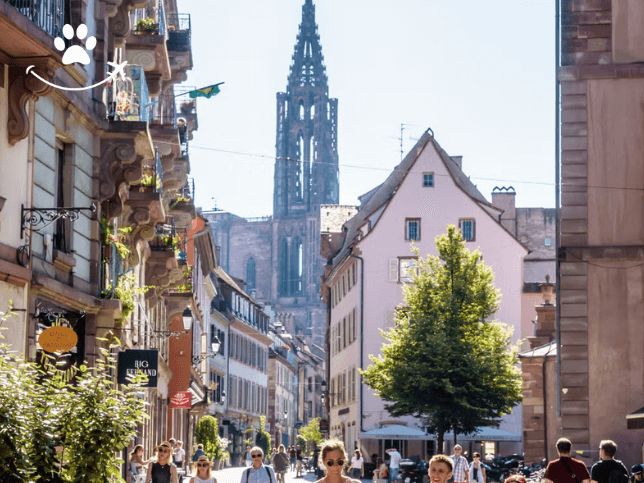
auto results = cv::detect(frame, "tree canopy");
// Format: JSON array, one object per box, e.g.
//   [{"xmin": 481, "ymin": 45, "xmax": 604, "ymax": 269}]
[
  {"xmin": 360, "ymin": 225, "xmax": 522, "ymax": 453},
  {"xmin": 298, "ymin": 417, "xmax": 323, "ymax": 452},
  {"xmin": 195, "ymin": 416, "xmax": 223, "ymax": 461}
]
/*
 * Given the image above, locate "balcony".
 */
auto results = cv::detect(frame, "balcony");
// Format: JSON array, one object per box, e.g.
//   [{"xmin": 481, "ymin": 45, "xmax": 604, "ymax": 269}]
[
  {"xmin": 166, "ymin": 13, "xmax": 192, "ymax": 73},
  {"xmin": 3, "ymin": 0, "xmax": 64, "ymax": 39},
  {"xmin": 103, "ymin": 64, "xmax": 151, "ymax": 126},
  {"xmin": 125, "ymin": 0, "xmax": 171, "ymax": 96}
]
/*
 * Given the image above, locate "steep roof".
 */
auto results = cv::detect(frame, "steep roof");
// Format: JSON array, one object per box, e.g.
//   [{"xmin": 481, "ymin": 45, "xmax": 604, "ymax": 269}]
[{"xmin": 330, "ymin": 130, "xmax": 497, "ymax": 267}]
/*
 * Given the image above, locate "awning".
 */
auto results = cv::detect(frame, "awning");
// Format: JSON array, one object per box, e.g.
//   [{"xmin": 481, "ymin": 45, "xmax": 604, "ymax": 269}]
[
  {"xmin": 360, "ymin": 425, "xmax": 432, "ymax": 440},
  {"xmin": 442, "ymin": 428, "xmax": 521, "ymax": 442},
  {"xmin": 627, "ymin": 406, "xmax": 644, "ymax": 429}
]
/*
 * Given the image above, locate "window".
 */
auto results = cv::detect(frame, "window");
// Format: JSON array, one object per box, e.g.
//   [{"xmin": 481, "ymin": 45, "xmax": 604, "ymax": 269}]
[
  {"xmin": 459, "ymin": 219, "xmax": 476, "ymax": 241},
  {"xmin": 545, "ymin": 237, "xmax": 552, "ymax": 246},
  {"xmin": 54, "ymin": 144, "xmax": 73, "ymax": 252},
  {"xmin": 423, "ymin": 172, "xmax": 434, "ymax": 187},
  {"xmin": 399, "ymin": 258, "xmax": 419, "ymax": 283},
  {"xmin": 246, "ymin": 258, "xmax": 256, "ymax": 292},
  {"xmin": 405, "ymin": 218, "xmax": 421, "ymax": 241}
]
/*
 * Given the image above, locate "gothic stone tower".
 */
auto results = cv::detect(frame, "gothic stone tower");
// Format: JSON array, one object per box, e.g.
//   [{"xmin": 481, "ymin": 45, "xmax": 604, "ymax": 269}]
[
  {"xmin": 274, "ymin": 0, "xmax": 339, "ymax": 302},
  {"xmin": 205, "ymin": 0, "xmax": 336, "ymax": 348}
]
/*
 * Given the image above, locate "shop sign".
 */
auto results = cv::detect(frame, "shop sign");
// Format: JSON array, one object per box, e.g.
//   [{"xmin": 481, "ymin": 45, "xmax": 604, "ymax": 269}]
[
  {"xmin": 171, "ymin": 391, "xmax": 192, "ymax": 408},
  {"xmin": 117, "ymin": 349, "xmax": 158, "ymax": 387},
  {"xmin": 38, "ymin": 326, "xmax": 78, "ymax": 353}
]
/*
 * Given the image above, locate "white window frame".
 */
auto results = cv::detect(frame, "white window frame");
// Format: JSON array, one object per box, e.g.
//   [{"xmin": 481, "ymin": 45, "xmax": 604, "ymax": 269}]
[{"xmin": 422, "ymin": 172, "xmax": 434, "ymax": 187}]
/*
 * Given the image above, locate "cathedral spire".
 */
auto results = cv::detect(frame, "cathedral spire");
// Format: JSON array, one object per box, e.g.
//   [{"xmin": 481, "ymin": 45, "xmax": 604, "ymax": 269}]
[{"xmin": 287, "ymin": 0, "xmax": 328, "ymax": 89}]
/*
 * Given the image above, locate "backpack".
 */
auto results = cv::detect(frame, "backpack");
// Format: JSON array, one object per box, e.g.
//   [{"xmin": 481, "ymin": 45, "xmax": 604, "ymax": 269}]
[
  {"xmin": 607, "ymin": 468, "xmax": 629, "ymax": 483},
  {"xmin": 246, "ymin": 466, "xmax": 273, "ymax": 483}
]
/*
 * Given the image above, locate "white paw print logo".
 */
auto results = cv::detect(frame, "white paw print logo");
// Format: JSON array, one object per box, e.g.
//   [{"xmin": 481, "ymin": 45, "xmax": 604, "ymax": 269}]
[{"xmin": 54, "ymin": 24, "xmax": 96, "ymax": 66}]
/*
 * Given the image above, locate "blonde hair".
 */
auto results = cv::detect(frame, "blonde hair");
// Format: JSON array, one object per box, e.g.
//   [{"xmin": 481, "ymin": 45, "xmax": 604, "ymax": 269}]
[
  {"xmin": 279, "ymin": 444, "xmax": 286, "ymax": 453},
  {"xmin": 430, "ymin": 455, "xmax": 454, "ymax": 473},
  {"xmin": 321, "ymin": 439, "xmax": 347, "ymax": 474},
  {"xmin": 196, "ymin": 455, "xmax": 211, "ymax": 477}
]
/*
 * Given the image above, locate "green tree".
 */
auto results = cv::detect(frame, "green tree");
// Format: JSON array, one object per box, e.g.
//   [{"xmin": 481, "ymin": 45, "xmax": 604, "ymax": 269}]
[
  {"xmin": 298, "ymin": 418, "xmax": 323, "ymax": 453},
  {"xmin": 0, "ymin": 306, "xmax": 148, "ymax": 483},
  {"xmin": 361, "ymin": 225, "xmax": 522, "ymax": 454},
  {"xmin": 195, "ymin": 416, "xmax": 223, "ymax": 461},
  {"xmin": 255, "ymin": 415, "xmax": 272, "ymax": 458}
]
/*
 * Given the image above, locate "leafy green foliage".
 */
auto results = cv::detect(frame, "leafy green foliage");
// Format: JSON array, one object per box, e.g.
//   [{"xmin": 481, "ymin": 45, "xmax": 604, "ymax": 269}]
[
  {"xmin": 135, "ymin": 17, "xmax": 158, "ymax": 32},
  {"xmin": 255, "ymin": 415, "xmax": 272, "ymax": 458},
  {"xmin": 195, "ymin": 416, "xmax": 223, "ymax": 461},
  {"xmin": 361, "ymin": 225, "xmax": 522, "ymax": 453},
  {"xmin": 0, "ymin": 307, "xmax": 148, "ymax": 482},
  {"xmin": 296, "ymin": 435, "xmax": 307, "ymax": 452},
  {"xmin": 298, "ymin": 417, "xmax": 323, "ymax": 450}
]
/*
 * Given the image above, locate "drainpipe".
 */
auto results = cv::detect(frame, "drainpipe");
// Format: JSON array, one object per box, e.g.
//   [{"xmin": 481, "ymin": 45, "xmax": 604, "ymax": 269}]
[
  {"xmin": 543, "ymin": 340, "xmax": 555, "ymax": 462},
  {"xmin": 349, "ymin": 253, "xmax": 365, "ymax": 433},
  {"xmin": 325, "ymin": 285, "xmax": 331, "ymax": 430},
  {"xmin": 554, "ymin": 0, "xmax": 562, "ymax": 419}
]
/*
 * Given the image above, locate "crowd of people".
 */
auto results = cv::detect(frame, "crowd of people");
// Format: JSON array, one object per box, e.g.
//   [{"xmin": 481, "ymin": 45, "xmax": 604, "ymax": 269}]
[{"xmin": 127, "ymin": 436, "xmax": 643, "ymax": 483}]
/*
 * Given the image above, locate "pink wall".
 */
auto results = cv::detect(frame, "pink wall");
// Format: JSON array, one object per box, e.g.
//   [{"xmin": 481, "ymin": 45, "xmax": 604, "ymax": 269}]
[{"xmin": 356, "ymin": 141, "xmax": 526, "ymax": 440}]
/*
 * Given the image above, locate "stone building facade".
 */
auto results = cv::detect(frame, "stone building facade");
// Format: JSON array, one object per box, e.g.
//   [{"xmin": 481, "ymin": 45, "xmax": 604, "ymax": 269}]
[
  {"xmin": 556, "ymin": 0, "xmax": 644, "ymax": 467},
  {"xmin": 204, "ymin": 0, "xmax": 338, "ymax": 348}
]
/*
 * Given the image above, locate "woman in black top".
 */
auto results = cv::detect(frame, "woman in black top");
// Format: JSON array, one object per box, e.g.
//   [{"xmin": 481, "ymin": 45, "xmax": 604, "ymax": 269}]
[{"xmin": 145, "ymin": 441, "xmax": 179, "ymax": 483}]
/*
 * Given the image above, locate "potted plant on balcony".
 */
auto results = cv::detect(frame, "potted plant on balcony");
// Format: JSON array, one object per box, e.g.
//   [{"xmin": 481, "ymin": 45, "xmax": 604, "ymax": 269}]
[{"xmin": 135, "ymin": 17, "xmax": 158, "ymax": 34}]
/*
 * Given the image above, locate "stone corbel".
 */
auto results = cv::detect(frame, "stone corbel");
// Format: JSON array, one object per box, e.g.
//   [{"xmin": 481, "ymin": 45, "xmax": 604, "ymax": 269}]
[
  {"xmin": 145, "ymin": 73, "xmax": 163, "ymax": 97},
  {"xmin": 145, "ymin": 251, "xmax": 183, "ymax": 297},
  {"xmin": 7, "ymin": 58, "xmax": 59, "ymax": 145},
  {"xmin": 111, "ymin": 0, "xmax": 150, "ymax": 46},
  {"xmin": 99, "ymin": 132, "xmax": 153, "ymax": 218}
]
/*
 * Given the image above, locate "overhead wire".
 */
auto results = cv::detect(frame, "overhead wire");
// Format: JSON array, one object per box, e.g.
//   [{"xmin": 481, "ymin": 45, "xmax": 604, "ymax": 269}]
[{"xmin": 155, "ymin": 139, "xmax": 644, "ymax": 193}]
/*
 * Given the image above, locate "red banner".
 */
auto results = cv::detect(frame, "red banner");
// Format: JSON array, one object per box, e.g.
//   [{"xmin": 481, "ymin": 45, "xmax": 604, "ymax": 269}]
[{"xmin": 171, "ymin": 391, "xmax": 192, "ymax": 408}]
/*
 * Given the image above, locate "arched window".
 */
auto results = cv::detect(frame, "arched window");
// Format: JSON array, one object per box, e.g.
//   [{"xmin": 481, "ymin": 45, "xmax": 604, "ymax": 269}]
[
  {"xmin": 246, "ymin": 258, "xmax": 256, "ymax": 292},
  {"xmin": 279, "ymin": 238, "xmax": 289, "ymax": 296},
  {"xmin": 298, "ymin": 132, "xmax": 305, "ymax": 200}
]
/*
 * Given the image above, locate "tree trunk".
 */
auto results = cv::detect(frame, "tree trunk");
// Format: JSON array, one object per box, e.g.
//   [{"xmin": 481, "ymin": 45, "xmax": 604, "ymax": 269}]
[
  {"xmin": 438, "ymin": 429, "xmax": 445, "ymax": 455},
  {"xmin": 453, "ymin": 432, "xmax": 458, "ymax": 447}
]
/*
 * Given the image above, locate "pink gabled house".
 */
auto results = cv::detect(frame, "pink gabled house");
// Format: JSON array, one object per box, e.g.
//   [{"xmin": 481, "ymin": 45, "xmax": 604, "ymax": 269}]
[{"xmin": 321, "ymin": 130, "xmax": 527, "ymax": 460}]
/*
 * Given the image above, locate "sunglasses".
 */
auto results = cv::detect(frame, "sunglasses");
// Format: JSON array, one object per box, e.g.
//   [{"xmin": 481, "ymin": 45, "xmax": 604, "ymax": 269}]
[
  {"xmin": 197, "ymin": 463, "xmax": 210, "ymax": 467},
  {"xmin": 326, "ymin": 459, "xmax": 345, "ymax": 467},
  {"xmin": 252, "ymin": 454, "xmax": 263, "ymax": 458},
  {"xmin": 158, "ymin": 449, "xmax": 170, "ymax": 453}
]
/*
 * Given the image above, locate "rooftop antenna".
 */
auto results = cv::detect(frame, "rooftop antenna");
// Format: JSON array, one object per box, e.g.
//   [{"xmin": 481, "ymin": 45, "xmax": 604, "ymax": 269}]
[{"xmin": 399, "ymin": 123, "xmax": 419, "ymax": 160}]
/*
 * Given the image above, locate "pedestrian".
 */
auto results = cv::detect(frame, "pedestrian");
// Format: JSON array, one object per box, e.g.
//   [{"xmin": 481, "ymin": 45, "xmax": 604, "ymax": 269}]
[
  {"xmin": 631, "ymin": 465, "xmax": 643, "ymax": 483},
  {"xmin": 590, "ymin": 440, "xmax": 629, "ymax": 483},
  {"xmin": 315, "ymin": 439, "xmax": 361, "ymax": 483},
  {"xmin": 174, "ymin": 441, "xmax": 185, "ymax": 470},
  {"xmin": 374, "ymin": 457, "xmax": 388, "ymax": 482},
  {"xmin": 244, "ymin": 445, "xmax": 253, "ymax": 468},
  {"xmin": 239, "ymin": 446, "xmax": 277, "ymax": 483},
  {"xmin": 449, "ymin": 445, "xmax": 469, "ymax": 483},
  {"xmin": 130, "ymin": 444, "xmax": 150, "ymax": 483},
  {"xmin": 386, "ymin": 447, "xmax": 402, "ymax": 483},
  {"xmin": 505, "ymin": 477, "xmax": 527, "ymax": 483},
  {"xmin": 189, "ymin": 455, "xmax": 216, "ymax": 483},
  {"xmin": 469, "ymin": 453, "xmax": 486, "ymax": 483},
  {"xmin": 544, "ymin": 438, "xmax": 591, "ymax": 483},
  {"xmin": 428, "ymin": 455, "xmax": 454, "ymax": 483},
  {"xmin": 290, "ymin": 446, "xmax": 297, "ymax": 472},
  {"xmin": 192, "ymin": 444, "xmax": 206, "ymax": 474},
  {"xmin": 145, "ymin": 441, "xmax": 179, "ymax": 483},
  {"xmin": 272, "ymin": 444, "xmax": 290, "ymax": 483},
  {"xmin": 296, "ymin": 444, "xmax": 304, "ymax": 477},
  {"xmin": 351, "ymin": 450, "xmax": 365, "ymax": 479}
]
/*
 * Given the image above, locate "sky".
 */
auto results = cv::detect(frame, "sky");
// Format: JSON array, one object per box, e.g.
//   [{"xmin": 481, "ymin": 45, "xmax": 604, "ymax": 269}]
[{"xmin": 181, "ymin": 0, "xmax": 556, "ymax": 218}]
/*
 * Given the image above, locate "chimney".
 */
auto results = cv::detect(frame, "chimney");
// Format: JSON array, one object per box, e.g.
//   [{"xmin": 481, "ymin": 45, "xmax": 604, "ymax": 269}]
[
  {"xmin": 528, "ymin": 275, "xmax": 557, "ymax": 349},
  {"xmin": 451, "ymin": 156, "xmax": 462, "ymax": 169},
  {"xmin": 491, "ymin": 186, "xmax": 517, "ymax": 235}
]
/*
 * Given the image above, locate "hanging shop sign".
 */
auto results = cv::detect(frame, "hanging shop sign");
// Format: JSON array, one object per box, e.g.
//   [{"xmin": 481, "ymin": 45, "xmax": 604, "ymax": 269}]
[
  {"xmin": 38, "ymin": 326, "xmax": 78, "ymax": 353},
  {"xmin": 171, "ymin": 391, "xmax": 192, "ymax": 408},
  {"xmin": 117, "ymin": 349, "xmax": 158, "ymax": 387}
]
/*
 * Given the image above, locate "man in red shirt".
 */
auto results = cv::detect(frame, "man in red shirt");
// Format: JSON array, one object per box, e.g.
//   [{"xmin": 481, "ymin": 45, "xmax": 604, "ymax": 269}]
[{"xmin": 545, "ymin": 438, "xmax": 591, "ymax": 483}]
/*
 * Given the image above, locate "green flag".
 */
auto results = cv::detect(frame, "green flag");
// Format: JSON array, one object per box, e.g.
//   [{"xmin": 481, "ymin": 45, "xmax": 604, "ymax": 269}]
[{"xmin": 188, "ymin": 83, "xmax": 224, "ymax": 99}]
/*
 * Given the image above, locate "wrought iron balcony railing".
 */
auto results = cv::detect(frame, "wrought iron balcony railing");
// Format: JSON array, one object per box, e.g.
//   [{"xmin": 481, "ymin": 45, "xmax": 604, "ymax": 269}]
[
  {"xmin": 5, "ymin": 0, "xmax": 64, "ymax": 38},
  {"xmin": 150, "ymin": 93, "xmax": 176, "ymax": 127},
  {"xmin": 166, "ymin": 13, "xmax": 190, "ymax": 52},
  {"xmin": 102, "ymin": 64, "xmax": 150, "ymax": 123},
  {"xmin": 130, "ymin": 0, "xmax": 166, "ymax": 36}
]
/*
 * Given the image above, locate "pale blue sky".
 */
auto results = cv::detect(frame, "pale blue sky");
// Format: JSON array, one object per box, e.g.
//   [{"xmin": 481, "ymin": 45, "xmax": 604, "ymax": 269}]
[{"xmin": 182, "ymin": 0, "xmax": 556, "ymax": 218}]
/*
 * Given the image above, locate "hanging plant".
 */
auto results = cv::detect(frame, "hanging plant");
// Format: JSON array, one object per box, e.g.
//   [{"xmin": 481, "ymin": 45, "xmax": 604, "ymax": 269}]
[{"xmin": 135, "ymin": 17, "xmax": 158, "ymax": 33}]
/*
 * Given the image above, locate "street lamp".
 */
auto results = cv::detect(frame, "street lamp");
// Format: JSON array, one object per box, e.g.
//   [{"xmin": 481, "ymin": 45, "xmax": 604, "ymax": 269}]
[
  {"xmin": 211, "ymin": 335, "xmax": 221, "ymax": 353},
  {"xmin": 182, "ymin": 306, "xmax": 194, "ymax": 331}
]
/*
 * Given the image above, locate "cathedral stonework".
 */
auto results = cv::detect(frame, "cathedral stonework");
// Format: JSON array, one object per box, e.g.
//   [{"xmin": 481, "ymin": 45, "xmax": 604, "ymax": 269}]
[{"xmin": 205, "ymin": 0, "xmax": 337, "ymax": 348}]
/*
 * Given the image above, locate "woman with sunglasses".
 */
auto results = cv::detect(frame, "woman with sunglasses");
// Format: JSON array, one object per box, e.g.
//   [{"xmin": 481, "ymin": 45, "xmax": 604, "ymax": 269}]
[
  {"xmin": 145, "ymin": 441, "xmax": 179, "ymax": 483},
  {"xmin": 316, "ymin": 440, "xmax": 361, "ymax": 483},
  {"xmin": 189, "ymin": 455, "xmax": 216, "ymax": 483}
]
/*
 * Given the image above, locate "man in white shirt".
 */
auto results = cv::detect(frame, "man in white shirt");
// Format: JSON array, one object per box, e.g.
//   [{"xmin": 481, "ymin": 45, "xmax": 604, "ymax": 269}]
[
  {"xmin": 386, "ymin": 448, "xmax": 403, "ymax": 482},
  {"xmin": 174, "ymin": 441, "xmax": 185, "ymax": 469},
  {"xmin": 241, "ymin": 447, "xmax": 277, "ymax": 483},
  {"xmin": 450, "ymin": 445, "xmax": 469, "ymax": 483}
]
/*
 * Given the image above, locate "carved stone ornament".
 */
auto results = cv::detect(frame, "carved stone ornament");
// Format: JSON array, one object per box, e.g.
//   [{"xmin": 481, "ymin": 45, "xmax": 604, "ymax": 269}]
[
  {"xmin": 7, "ymin": 58, "xmax": 60, "ymax": 145},
  {"xmin": 99, "ymin": 132, "xmax": 154, "ymax": 218}
]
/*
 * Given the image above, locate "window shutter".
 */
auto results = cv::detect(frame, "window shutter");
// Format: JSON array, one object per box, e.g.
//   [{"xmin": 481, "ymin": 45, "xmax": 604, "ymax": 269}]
[{"xmin": 388, "ymin": 259, "xmax": 399, "ymax": 281}]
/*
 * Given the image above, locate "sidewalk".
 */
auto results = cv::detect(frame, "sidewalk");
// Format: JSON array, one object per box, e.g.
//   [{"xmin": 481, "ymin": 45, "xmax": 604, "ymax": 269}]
[{"xmin": 189, "ymin": 466, "xmax": 380, "ymax": 483}]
